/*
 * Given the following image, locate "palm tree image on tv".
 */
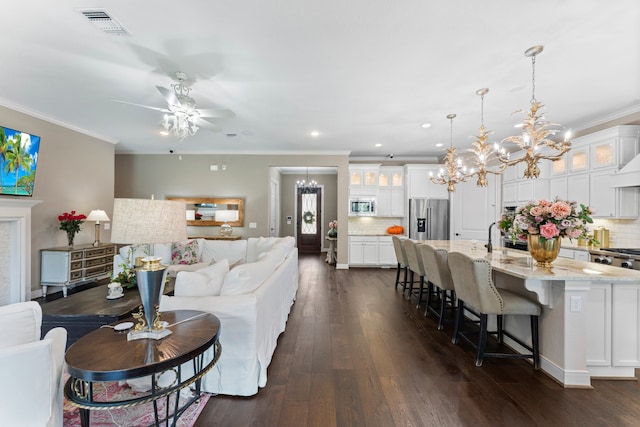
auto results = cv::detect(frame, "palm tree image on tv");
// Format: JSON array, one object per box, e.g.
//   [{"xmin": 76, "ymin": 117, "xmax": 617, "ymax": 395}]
[{"xmin": 0, "ymin": 125, "xmax": 40, "ymax": 196}]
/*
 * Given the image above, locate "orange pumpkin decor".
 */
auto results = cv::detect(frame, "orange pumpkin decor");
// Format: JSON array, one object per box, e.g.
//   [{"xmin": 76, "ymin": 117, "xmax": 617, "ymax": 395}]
[{"xmin": 387, "ymin": 225, "xmax": 404, "ymax": 235}]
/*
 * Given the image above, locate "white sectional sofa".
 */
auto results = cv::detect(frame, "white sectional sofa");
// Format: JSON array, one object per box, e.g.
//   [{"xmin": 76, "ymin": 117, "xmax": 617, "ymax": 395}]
[{"xmin": 118, "ymin": 236, "xmax": 299, "ymax": 396}]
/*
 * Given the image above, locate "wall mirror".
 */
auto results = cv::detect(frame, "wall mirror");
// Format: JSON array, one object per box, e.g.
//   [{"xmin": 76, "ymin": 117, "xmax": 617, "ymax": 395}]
[{"xmin": 166, "ymin": 197, "xmax": 245, "ymax": 227}]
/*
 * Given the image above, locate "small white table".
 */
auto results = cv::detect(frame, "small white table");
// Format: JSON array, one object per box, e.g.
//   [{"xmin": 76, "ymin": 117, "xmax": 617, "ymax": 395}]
[{"xmin": 325, "ymin": 237, "xmax": 337, "ymax": 264}]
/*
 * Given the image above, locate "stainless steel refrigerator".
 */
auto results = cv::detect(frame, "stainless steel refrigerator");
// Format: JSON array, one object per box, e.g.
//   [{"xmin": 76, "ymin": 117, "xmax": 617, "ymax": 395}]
[{"xmin": 408, "ymin": 198, "xmax": 449, "ymax": 240}]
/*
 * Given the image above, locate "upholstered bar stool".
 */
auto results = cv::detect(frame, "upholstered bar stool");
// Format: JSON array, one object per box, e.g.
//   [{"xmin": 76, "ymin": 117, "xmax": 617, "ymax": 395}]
[
  {"xmin": 448, "ymin": 252, "xmax": 541, "ymax": 369},
  {"xmin": 418, "ymin": 243, "xmax": 456, "ymax": 330},
  {"xmin": 391, "ymin": 235, "xmax": 409, "ymax": 291},
  {"xmin": 402, "ymin": 239, "xmax": 427, "ymax": 307}
]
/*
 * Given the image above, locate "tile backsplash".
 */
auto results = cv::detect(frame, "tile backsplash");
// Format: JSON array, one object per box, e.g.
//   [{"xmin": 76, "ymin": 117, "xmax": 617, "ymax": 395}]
[
  {"xmin": 592, "ymin": 218, "xmax": 640, "ymax": 247},
  {"xmin": 348, "ymin": 217, "xmax": 405, "ymax": 235}
]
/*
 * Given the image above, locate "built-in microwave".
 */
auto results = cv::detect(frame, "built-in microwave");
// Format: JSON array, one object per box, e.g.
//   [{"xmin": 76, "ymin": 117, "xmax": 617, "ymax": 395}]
[{"xmin": 349, "ymin": 198, "xmax": 376, "ymax": 216}]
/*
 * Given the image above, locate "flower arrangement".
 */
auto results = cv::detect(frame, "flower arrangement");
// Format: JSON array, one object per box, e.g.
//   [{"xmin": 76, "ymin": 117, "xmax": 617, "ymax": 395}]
[
  {"xmin": 195, "ymin": 212, "xmax": 203, "ymax": 220},
  {"xmin": 328, "ymin": 220, "xmax": 337, "ymax": 237},
  {"xmin": 58, "ymin": 210, "xmax": 86, "ymax": 245},
  {"xmin": 113, "ymin": 262, "xmax": 137, "ymax": 289},
  {"xmin": 501, "ymin": 198, "xmax": 597, "ymax": 244}
]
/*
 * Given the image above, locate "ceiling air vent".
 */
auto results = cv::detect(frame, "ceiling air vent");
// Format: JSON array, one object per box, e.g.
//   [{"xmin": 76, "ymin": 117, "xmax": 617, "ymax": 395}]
[
  {"xmin": 78, "ymin": 9, "xmax": 130, "ymax": 36},
  {"xmin": 226, "ymin": 133, "xmax": 238, "ymax": 139}
]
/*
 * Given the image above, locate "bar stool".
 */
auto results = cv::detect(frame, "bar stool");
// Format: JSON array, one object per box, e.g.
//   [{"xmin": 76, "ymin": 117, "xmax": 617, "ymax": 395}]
[
  {"xmin": 448, "ymin": 251, "xmax": 541, "ymax": 369},
  {"xmin": 402, "ymin": 239, "xmax": 427, "ymax": 307},
  {"xmin": 391, "ymin": 235, "xmax": 408, "ymax": 291},
  {"xmin": 418, "ymin": 243, "xmax": 456, "ymax": 330}
]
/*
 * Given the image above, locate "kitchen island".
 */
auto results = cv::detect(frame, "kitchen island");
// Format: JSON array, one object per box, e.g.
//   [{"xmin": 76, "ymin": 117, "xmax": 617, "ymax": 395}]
[{"xmin": 422, "ymin": 240, "xmax": 640, "ymax": 388}]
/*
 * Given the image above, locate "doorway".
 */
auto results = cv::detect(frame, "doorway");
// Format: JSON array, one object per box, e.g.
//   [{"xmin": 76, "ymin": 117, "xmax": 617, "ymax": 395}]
[{"xmin": 297, "ymin": 187, "xmax": 322, "ymax": 252}]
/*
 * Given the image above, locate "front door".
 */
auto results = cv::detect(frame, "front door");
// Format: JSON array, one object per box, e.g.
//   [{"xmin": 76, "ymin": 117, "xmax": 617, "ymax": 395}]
[{"xmin": 297, "ymin": 187, "xmax": 322, "ymax": 252}]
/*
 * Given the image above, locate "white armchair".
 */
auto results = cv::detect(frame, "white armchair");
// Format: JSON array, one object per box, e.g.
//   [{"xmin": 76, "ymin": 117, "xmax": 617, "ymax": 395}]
[{"xmin": 0, "ymin": 301, "xmax": 67, "ymax": 427}]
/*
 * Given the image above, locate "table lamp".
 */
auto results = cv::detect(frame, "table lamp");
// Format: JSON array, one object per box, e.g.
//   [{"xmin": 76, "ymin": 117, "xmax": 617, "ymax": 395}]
[
  {"xmin": 111, "ymin": 198, "xmax": 187, "ymax": 340},
  {"xmin": 86, "ymin": 209, "xmax": 110, "ymax": 246},
  {"xmin": 215, "ymin": 210, "xmax": 238, "ymax": 236}
]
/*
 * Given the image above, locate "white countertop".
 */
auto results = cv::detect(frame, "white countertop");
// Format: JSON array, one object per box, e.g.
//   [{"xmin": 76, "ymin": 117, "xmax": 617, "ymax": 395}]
[{"xmin": 421, "ymin": 240, "xmax": 640, "ymax": 283}]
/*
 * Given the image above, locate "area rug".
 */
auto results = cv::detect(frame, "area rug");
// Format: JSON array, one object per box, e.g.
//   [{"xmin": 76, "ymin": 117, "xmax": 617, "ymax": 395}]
[{"xmin": 63, "ymin": 378, "xmax": 211, "ymax": 427}]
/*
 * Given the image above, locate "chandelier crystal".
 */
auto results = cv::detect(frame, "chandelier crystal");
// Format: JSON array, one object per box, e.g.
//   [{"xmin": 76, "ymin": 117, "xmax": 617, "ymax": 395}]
[
  {"xmin": 498, "ymin": 45, "xmax": 572, "ymax": 179},
  {"xmin": 297, "ymin": 168, "xmax": 318, "ymax": 193},
  {"xmin": 464, "ymin": 88, "xmax": 506, "ymax": 187},
  {"xmin": 430, "ymin": 114, "xmax": 469, "ymax": 192}
]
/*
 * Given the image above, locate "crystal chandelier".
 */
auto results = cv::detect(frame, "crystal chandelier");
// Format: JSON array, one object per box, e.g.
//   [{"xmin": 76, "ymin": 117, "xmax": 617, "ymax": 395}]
[
  {"xmin": 465, "ymin": 88, "xmax": 506, "ymax": 187},
  {"xmin": 297, "ymin": 168, "xmax": 317, "ymax": 193},
  {"xmin": 161, "ymin": 76, "xmax": 200, "ymax": 141},
  {"xmin": 498, "ymin": 45, "xmax": 572, "ymax": 179},
  {"xmin": 430, "ymin": 114, "xmax": 469, "ymax": 192}
]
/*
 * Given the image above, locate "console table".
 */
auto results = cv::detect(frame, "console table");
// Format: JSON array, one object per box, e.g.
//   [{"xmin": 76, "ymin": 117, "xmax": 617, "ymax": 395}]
[
  {"xmin": 65, "ymin": 310, "xmax": 221, "ymax": 427},
  {"xmin": 40, "ymin": 243, "xmax": 116, "ymax": 297},
  {"xmin": 40, "ymin": 281, "xmax": 175, "ymax": 347}
]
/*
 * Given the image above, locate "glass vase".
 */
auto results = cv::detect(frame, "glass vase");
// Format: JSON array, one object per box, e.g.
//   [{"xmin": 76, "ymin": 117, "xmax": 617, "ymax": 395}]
[
  {"xmin": 67, "ymin": 230, "xmax": 76, "ymax": 247},
  {"xmin": 528, "ymin": 235, "xmax": 561, "ymax": 267}
]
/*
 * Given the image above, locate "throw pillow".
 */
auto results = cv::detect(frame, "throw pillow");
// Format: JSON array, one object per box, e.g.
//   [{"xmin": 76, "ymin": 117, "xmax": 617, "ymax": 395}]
[
  {"xmin": 171, "ymin": 240, "xmax": 199, "ymax": 265},
  {"xmin": 201, "ymin": 240, "xmax": 247, "ymax": 266},
  {"xmin": 173, "ymin": 259, "xmax": 230, "ymax": 297},
  {"xmin": 246, "ymin": 237, "xmax": 275, "ymax": 263},
  {"xmin": 220, "ymin": 259, "xmax": 275, "ymax": 296}
]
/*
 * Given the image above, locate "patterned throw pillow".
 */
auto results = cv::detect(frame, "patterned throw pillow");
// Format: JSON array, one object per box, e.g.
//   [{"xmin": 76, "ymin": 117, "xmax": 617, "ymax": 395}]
[{"xmin": 171, "ymin": 240, "xmax": 199, "ymax": 265}]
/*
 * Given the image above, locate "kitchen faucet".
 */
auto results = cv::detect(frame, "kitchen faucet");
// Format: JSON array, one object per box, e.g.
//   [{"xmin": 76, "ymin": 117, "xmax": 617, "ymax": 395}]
[{"xmin": 485, "ymin": 222, "xmax": 496, "ymax": 253}]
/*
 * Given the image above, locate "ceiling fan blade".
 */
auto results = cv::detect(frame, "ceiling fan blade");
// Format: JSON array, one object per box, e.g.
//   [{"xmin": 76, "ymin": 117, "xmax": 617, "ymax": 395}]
[
  {"xmin": 156, "ymin": 85, "xmax": 180, "ymax": 108},
  {"xmin": 112, "ymin": 99, "xmax": 171, "ymax": 113},
  {"xmin": 196, "ymin": 108, "xmax": 235, "ymax": 118},
  {"xmin": 197, "ymin": 118, "xmax": 222, "ymax": 132}
]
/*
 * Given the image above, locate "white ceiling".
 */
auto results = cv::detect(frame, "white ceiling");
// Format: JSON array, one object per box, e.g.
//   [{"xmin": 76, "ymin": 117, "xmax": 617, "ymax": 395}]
[{"xmin": 1, "ymin": 1, "xmax": 639, "ymax": 160}]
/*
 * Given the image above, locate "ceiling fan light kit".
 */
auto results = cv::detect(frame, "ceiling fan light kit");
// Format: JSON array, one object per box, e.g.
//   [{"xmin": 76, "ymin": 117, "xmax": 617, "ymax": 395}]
[{"xmin": 114, "ymin": 71, "xmax": 235, "ymax": 142}]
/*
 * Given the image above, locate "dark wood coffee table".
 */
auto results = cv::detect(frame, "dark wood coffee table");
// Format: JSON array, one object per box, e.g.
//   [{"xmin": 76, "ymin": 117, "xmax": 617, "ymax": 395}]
[
  {"xmin": 40, "ymin": 281, "xmax": 174, "ymax": 347},
  {"xmin": 64, "ymin": 310, "xmax": 221, "ymax": 427}
]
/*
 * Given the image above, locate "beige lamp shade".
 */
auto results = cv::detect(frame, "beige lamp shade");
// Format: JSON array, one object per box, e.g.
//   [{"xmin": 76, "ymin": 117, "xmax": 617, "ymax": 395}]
[
  {"xmin": 110, "ymin": 198, "xmax": 187, "ymax": 244},
  {"xmin": 214, "ymin": 210, "xmax": 239, "ymax": 222},
  {"xmin": 86, "ymin": 209, "xmax": 110, "ymax": 223}
]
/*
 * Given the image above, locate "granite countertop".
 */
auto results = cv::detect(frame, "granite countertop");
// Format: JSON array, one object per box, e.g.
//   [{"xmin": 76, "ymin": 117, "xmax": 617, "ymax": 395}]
[{"xmin": 423, "ymin": 239, "xmax": 640, "ymax": 282}]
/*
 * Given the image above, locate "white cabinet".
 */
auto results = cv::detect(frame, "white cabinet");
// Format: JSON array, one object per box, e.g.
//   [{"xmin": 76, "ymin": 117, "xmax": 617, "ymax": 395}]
[
  {"xmin": 348, "ymin": 236, "xmax": 378, "ymax": 265},
  {"xmin": 569, "ymin": 145, "xmax": 590, "ymax": 173},
  {"xmin": 567, "ymin": 173, "xmax": 589, "ymax": 208},
  {"xmin": 348, "ymin": 236, "xmax": 396, "ymax": 266},
  {"xmin": 349, "ymin": 164, "xmax": 379, "ymax": 197},
  {"xmin": 377, "ymin": 166, "xmax": 405, "ymax": 217},
  {"xmin": 378, "ymin": 236, "xmax": 397, "ymax": 265},
  {"xmin": 405, "ymin": 164, "xmax": 448, "ymax": 199},
  {"xmin": 549, "ymin": 177, "xmax": 568, "ymax": 201},
  {"xmin": 377, "ymin": 188, "xmax": 405, "ymax": 217},
  {"xmin": 590, "ymin": 168, "xmax": 639, "ymax": 218}
]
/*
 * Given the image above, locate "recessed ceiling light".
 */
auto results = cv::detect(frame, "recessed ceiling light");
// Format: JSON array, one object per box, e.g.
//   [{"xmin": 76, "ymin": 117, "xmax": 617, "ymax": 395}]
[
  {"xmin": 435, "ymin": 143, "xmax": 444, "ymax": 147},
  {"xmin": 374, "ymin": 143, "xmax": 382, "ymax": 148},
  {"xmin": 310, "ymin": 130, "xmax": 320, "ymax": 137},
  {"xmin": 421, "ymin": 123, "xmax": 432, "ymax": 129},
  {"xmin": 514, "ymin": 123, "xmax": 524, "ymax": 128},
  {"xmin": 159, "ymin": 130, "xmax": 169, "ymax": 136}
]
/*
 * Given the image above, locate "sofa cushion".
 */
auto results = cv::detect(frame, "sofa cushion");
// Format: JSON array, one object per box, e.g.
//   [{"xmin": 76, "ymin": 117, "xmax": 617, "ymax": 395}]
[
  {"xmin": 171, "ymin": 240, "xmax": 199, "ymax": 265},
  {"xmin": 246, "ymin": 237, "xmax": 275, "ymax": 263},
  {"xmin": 220, "ymin": 259, "xmax": 275, "ymax": 296},
  {"xmin": 153, "ymin": 243, "xmax": 172, "ymax": 266},
  {"xmin": 165, "ymin": 261, "xmax": 211, "ymax": 278},
  {"xmin": 201, "ymin": 240, "xmax": 247, "ymax": 266},
  {"xmin": 174, "ymin": 259, "xmax": 229, "ymax": 297}
]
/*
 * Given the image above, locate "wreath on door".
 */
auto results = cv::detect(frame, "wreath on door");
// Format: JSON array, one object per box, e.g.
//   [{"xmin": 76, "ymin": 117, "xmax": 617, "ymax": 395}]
[{"xmin": 302, "ymin": 211, "xmax": 315, "ymax": 224}]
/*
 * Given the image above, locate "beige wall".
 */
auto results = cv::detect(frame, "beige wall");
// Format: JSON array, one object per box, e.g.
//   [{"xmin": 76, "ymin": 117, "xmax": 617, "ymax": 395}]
[
  {"xmin": 0, "ymin": 105, "xmax": 115, "ymax": 294},
  {"xmin": 115, "ymin": 153, "xmax": 350, "ymax": 265}
]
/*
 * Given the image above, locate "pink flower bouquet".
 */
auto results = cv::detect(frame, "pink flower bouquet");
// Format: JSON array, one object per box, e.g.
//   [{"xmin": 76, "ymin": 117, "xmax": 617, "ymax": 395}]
[{"xmin": 506, "ymin": 198, "xmax": 596, "ymax": 243}]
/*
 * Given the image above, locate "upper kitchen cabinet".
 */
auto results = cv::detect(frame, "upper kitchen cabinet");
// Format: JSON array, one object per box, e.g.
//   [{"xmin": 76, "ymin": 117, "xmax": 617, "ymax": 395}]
[
  {"xmin": 349, "ymin": 164, "xmax": 380, "ymax": 196},
  {"xmin": 405, "ymin": 164, "xmax": 448, "ymax": 199},
  {"xmin": 377, "ymin": 166, "xmax": 405, "ymax": 217},
  {"xmin": 569, "ymin": 145, "xmax": 590, "ymax": 173},
  {"xmin": 573, "ymin": 125, "xmax": 640, "ymax": 170}
]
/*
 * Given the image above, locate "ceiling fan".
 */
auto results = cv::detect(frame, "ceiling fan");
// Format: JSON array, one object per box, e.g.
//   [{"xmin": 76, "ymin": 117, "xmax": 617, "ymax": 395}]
[{"xmin": 113, "ymin": 71, "xmax": 235, "ymax": 141}]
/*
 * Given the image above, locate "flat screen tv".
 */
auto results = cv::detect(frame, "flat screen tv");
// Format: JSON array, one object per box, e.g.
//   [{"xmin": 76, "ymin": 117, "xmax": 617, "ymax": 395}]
[{"xmin": 0, "ymin": 124, "xmax": 40, "ymax": 196}]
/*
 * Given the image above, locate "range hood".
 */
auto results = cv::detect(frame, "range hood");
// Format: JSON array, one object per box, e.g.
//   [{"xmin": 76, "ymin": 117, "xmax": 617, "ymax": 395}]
[{"xmin": 611, "ymin": 153, "xmax": 640, "ymax": 188}]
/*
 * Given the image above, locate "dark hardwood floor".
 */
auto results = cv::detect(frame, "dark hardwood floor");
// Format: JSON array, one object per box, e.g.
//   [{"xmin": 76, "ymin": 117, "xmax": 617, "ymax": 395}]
[{"xmin": 195, "ymin": 253, "xmax": 640, "ymax": 426}]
